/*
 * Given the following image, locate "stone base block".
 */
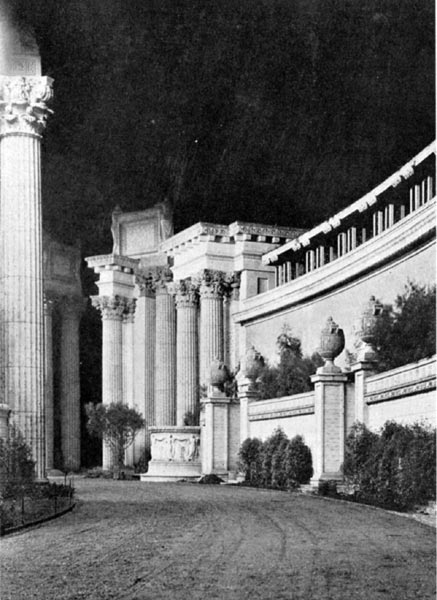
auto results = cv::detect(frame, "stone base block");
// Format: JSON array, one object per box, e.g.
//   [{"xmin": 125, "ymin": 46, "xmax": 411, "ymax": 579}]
[{"xmin": 141, "ymin": 459, "xmax": 201, "ymax": 482}]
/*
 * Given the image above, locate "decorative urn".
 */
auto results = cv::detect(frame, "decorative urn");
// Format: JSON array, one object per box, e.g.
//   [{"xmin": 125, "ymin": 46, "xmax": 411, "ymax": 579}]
[
  {"xmin": 317, "ymin": 317, "xmax": 345, "ymax": 372},
  {"xmin": 209, "ymin": 358, "xmax": 230, "ymax": 392},
  {"xmin": 242, "ymin": 346, "xmax": 265, "ymax": 382},
  {"xmin": 357, "ymin": 296, "xmax": 383, "ymax": 361}
]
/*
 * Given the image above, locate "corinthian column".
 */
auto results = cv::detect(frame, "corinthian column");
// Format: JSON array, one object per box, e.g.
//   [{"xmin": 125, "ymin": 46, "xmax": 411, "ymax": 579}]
[
  {"xmin": 0, "ymin": 74, "xmax": 54, "ymax": 479},
  {"xmin": 91, "ymin": 295, "xmax": 128, "ymax": 469},
  {"xmin": 60, "ymin": 296, "xmax": 85, "ymax": 471},
  {"xmin": 154, "ymin": 268, "xmax": 176, "ymax": 427},
  {"xmin": 174, "ymin": 280, "xmax": 199, "ymax": 426},
  {"xmin": 122, "ymin": 299, "xmax": 136, "ymax": 466},
  {"xmin": 136, "ymin": 273, "xmax": 156, "ymax": 451},
  {"xmin": 198, "ymin": 270, "xmax": 227, "ymax": 386},
  {"xmin": 43, "ymin": 294, "xmax": 56, "ymax": 471}
]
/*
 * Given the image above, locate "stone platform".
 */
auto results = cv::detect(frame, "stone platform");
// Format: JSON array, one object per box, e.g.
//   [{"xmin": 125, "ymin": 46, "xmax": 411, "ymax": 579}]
[{"xmin": 140, "ymin": 426, "xmax": 201, "ymax": 482}]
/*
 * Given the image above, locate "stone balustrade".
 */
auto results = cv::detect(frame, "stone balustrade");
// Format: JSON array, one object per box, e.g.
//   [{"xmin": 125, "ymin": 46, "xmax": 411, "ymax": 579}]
[{"xmin": 263, "ymin": 142, "xmax": 435, "ymax": 287}]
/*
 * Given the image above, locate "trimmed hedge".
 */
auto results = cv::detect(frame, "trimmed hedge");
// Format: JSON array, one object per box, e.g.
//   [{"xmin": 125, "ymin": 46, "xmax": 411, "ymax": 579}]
[
  {"xmin": 239, "ymin": 429, "xmax": 313, "ymax": 489},
  {"xmin": 343, "ymin": 421, "xmax": 436, "ymax": 511}
]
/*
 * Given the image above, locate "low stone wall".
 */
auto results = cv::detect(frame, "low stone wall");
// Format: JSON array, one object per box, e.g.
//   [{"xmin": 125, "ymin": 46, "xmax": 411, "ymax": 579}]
[
  {"xmin": 246, "ymin": 391, "xmax": 316, "ymax": 456},
  {"xmin": 365, "ymin": 356, "xmax": 436, "ymax": 430},
  {"xmin": 238, "ymin": 356, "xmax": 436, "ymax": 483}
]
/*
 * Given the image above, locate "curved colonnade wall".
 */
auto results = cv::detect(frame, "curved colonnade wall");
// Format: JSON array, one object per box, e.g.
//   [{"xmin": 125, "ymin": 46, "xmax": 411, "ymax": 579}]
[{"xmin": 87, "ymin": 142, "xmax": 435, "ymax": 477}]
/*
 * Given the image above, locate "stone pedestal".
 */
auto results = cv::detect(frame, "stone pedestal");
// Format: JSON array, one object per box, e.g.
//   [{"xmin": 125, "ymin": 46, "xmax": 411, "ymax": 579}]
[
  {"xmin": 141, "ymin": 426, "xmax": 201, "ymax": 482},
  {"xmin": 310, "ymin": 371, "xmax": 348, "ymax": 485},
  {"xmin": 237, "ymin": 375, "xmax": 259, "ymax": 444},
  {"xmin": 174, "ymin": 280, "xmax": 199, "ymax": 426},
  {"xmin": 154, "ymin": 270, "xmax": 176, "ymax": 426},
  {"xmin": 351, "ymin": 360, "xmax": 377, "ymax": 425},
  {"xmin": 201, "ymin": 388, "xmax": 240, "ymax": 477},
  {"xmin": 0, "ymin": 75, "xmax": 54, "ymax": 480}
]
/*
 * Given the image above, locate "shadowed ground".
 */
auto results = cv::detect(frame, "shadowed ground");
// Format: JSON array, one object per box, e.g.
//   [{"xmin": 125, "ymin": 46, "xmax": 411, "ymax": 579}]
[{"xmin": 0, "ymin": 479, "xmax": 435, "ymax": 600}]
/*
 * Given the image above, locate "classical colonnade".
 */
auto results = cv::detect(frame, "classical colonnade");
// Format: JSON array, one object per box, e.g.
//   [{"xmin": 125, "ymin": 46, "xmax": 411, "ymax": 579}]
[{"xmin": 91, "ymin": 267, "xmax": 240, "ymax": 468}]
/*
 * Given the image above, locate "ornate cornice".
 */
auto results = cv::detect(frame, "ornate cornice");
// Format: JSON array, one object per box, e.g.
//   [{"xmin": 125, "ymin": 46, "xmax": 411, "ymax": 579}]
[
  {"xmin": 173, "ymin": 279, "xmax": 199, "ymax": 308},
  {"xmin": 91, "ymin": 295, "xmax": 132, "ymax": 321},
  {"xmin": 0, "ymin": 75, "xmax": 53, "ymax": 137}
]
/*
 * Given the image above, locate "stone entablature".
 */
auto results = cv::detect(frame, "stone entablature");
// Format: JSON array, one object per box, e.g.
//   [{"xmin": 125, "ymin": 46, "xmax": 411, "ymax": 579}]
[
  {"xmin": 263, "ymin": 142, "xmax": 435, "ymax": 287},
  {"xmin": 365, "ymin": 356, "xmax": 436, "ymax": 405},
  {"xmin": 235, "ymin": 200, "xmax": 435, "ymax": 324},
  {"xmin": 161, "ymin": 221, "xmax": 305, "ymax": 256},
  {"xmin": 247, "ymin": 391, "xmax": 315, "ymax": 422},
  {"xmin": 86, "ymin": 254, "xmax": 139, "ymax": 274}
]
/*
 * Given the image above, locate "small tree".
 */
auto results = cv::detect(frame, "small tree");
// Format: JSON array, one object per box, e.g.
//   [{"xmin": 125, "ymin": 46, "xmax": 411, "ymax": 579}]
[
  {"xmin": 85, "ymin": 402, "xmax": 145, "ymax": 469},
  {"xmin": 371, "ymin": 282, "xmax": 436, "ymax": 372},
  {"xmin": 257, "ymin": 328, "xmax": 323, "ymax": 400}
]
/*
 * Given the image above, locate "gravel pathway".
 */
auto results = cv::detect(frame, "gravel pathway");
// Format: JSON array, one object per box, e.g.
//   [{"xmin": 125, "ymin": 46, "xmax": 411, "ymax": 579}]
[{"xmin": 0, "ymin": 479, "xmax": 435, "ymax": 600}]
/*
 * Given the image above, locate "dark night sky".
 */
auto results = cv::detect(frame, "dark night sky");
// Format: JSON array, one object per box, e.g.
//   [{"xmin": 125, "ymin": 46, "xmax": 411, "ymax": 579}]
[{"xmin": 6, "ymin": 0, "xmax": 435, "ymax": 259}]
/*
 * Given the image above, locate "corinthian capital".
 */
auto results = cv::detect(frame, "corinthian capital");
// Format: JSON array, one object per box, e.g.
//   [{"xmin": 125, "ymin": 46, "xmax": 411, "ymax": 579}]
[
  {"xmin": 173, "ymin": 279, "xmax": 199, "ymax": 309},
  {"xmin": 0, "ymin": 75, "xmax": 53, "ymax": 136},
  {"xmin": 91, "ymin": 295, "xmax": 131, "ymax": 321},
  {"xmin": 136, "ymin": 271, "xmax": 156, "ymax": 298},
  {"xmin": 196, "ymin": 269, "xmax": 229, "ymax": 299},
  {"xmin": 154, "ymin": 267, "xmax": 173, "ymax": 294}
]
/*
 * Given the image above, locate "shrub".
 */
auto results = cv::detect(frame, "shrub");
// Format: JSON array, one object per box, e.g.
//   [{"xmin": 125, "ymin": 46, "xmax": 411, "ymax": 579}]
[
  {"xmin": 238, "ymin": 437, "xmax": 264, "ymax": 486},
  {"xmin": 134, "ymin": 447, "xmax": 151, "ymax": 473},
  {"xmin": 0, "ymin": 425, "xmax": 35, "ymax": 497},
  {"xmin": 239, "ymin": 430, "xmax": 313, "ymax": 490},
  {"xmin": 261, "ymin": 428, "xmax": 288, "ymax": 487},
  {"xmin": 284, "ymin": 435, "xmax": 313, "ymax": 485},
  {"xmin": 343, "ymin": 421, "xmax": 436, "ymax": 510}
]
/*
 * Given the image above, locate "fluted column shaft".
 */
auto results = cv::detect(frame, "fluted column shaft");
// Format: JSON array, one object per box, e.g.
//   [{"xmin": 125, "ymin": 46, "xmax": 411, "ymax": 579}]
[
  {"xmin": 123, "ymin": 300, "xmax": 136, "ymax": 466},
  {"xmin": 175, "ymin": 280, "xmax": 199, "ymax": 426},
  {"xmin": 43, "ymin": 295, "xmax": 55, "ymax": 471},
  {"xmin": 135, "ymin": 273, "xmax": 156, "ymax": 453},
  {"xmin": 92, "ymin": 295, "xmax": 127, "ymax": 469},
  {"xmin": 154, "ymin": 271, "xmax": 176, "ymax": 426},
  {"xmin": 0, "ymin": 76, "xmax": 53, "ymax": 479},
  {"xmin": 198, "ymin": 271, "xmax": 227, "ymax": 385},
  {"xmin": 59, "ymin": 296, "xmax": 84, "ymax": 471}
]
